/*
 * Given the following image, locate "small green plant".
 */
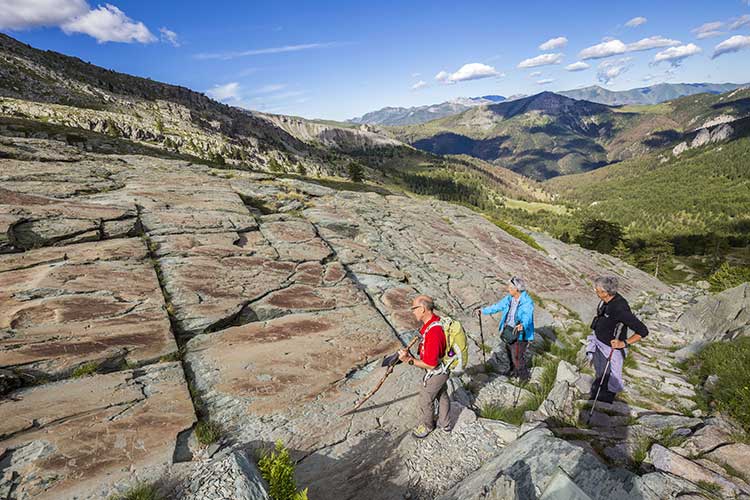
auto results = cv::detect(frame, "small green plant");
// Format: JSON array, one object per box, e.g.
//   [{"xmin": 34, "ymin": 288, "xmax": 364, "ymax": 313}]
[
  {"xmin": 72, "ymin": 362, "xmax": 98, "ymax": 378},
  {"xmin": 632, "ymin": 435, "xmax": 652, "ymax": 467},
  {"xmin": 268, "ymin": 157, "xmax": 284, "ymax": 173},
  {"xmin": 258, "ymin": 441, "xmax": 309, "ymax": 500},
  {"xmin": 480, "ymin": 343, "xmax": 493, "ymax": 354},
  {"xmin": 108, "ymin": 482, "xmax": 163, "ymax": 500},
  {"xmin": 195, "ymin": 419, "xmax": 222, "ymax": 445},
  {"xmin": 696, "ymin": 479, "xmax": 722, "ymax": 497}
]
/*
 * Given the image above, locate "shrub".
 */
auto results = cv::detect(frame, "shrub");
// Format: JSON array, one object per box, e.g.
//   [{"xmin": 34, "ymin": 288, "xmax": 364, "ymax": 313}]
[
  {"xmin": 708, "ymin": 262, "xmax": 750, "ymax": 293},
  {"xmin": 258, "ymin": 441, "xmax": 308, "ymax": 500},
  {"xmin": 347, "ymin": 161, "xmax": 364, "ymax": 182}
]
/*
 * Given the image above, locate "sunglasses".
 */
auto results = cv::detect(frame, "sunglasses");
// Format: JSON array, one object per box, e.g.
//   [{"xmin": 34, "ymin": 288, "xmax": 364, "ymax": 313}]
[{"xmin": 410, "ymin": 305, "xmax": 423, "ymax": 310}]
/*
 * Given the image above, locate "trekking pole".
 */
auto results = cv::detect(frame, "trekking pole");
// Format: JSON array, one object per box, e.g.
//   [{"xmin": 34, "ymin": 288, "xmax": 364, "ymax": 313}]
[
  {"xmin": 477, "ymin": 309, "xmax": 487, "ymax": 365},
  {"xmin": 587, "ymin": 327, "xmax": 623, "ymax": 425}
]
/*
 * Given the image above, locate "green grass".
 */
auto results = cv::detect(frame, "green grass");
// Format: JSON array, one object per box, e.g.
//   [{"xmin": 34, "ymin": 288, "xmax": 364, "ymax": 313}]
[
  {"xmin": 623, "ymin": 352, "xmax": 639, "ymax": 371},
  {"xmin": 696, "ymin": 480, "xmax": 722, "ymax": 497},
  {"xmin": 108, "ymin": 482, "xmax": 163, "ymax": 500},
  {"xmin": 71, "ymin": 362, "xmax": 98, "ymax": 378},
  {"xmin": 480, "ymin": 402, "xmax": 531, "ymax": 425},
  {"xmin": 485, "ymin": 215, "xmax": 546, "ymax": 253},
  {"xmin": 684, "ymin": 337, "xmax": 750, "ymax": 433},
  {"xmin": 195, "ymin": 419, "xmax": 222, "ymax": 445}
]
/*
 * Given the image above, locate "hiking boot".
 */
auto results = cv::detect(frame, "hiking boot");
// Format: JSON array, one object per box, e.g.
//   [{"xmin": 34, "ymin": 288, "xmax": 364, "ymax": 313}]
[
  {"xmin": 441, "ymin": 424, "xmax": 452, "ymax": 433},
  {"xmin": 412, "ymin": 424, "xmax": 432, "ymax": 439}
]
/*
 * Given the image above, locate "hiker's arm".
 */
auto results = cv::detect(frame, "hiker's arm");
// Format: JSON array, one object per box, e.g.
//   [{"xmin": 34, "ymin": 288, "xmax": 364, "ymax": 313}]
[
  {"xmin": 611, "ymin": 304, "xmax": 648, "ymax": 349},
  {"xmin": 398, "ymin": 349, "xmax": 437, "ymax": 370},
  {"xmin": 481, "ymin": 295, "xmax": 510, "ymax": 315}
]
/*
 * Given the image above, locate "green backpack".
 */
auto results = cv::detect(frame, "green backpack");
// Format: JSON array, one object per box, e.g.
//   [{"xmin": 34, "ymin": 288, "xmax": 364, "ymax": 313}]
[{"xmin": 437, "ymin": 315, "xmax": 469, "ymax": 374}]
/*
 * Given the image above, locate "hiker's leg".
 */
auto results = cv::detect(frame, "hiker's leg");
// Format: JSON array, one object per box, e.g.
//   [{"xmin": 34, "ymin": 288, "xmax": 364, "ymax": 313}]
[
  {"xmin": 419, "ymin": 374, "xmax": 448, "ymax": 430},
  {"xmin": 518, "ymin": 341, "xmax": 530, "ymax": 380},
  {"xmin": 591, "ymin": 349, "xmax": 617, "ymax": 403},
  {"xmin": 433, "ymin": 374, "xmax": 451, "ymax": 429},
  {"xmin": 509, "ymin": 342, "xmax": 521, "ymax": 377},
  {"xmin": 590, "ymin": 349, "xmax": 607, "ymax": 400}
]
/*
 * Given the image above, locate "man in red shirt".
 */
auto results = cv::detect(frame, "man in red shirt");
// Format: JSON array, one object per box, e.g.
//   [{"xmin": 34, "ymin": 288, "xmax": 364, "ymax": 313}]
[{"xmin": 398, "ymin": 294, "xmax": 450, "ymax": 438}]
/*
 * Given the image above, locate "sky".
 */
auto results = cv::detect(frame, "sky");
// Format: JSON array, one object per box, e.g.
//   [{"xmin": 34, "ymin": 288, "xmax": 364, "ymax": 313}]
[{"xmin": 2, "ymin": 0, "xmax": 750, "ymax": 120}]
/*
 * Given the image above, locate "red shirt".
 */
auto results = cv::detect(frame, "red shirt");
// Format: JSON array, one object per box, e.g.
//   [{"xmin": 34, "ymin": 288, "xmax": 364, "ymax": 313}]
[{"xmin": 419, "ymin": 314, "xmax": 446, "ymax": 368}]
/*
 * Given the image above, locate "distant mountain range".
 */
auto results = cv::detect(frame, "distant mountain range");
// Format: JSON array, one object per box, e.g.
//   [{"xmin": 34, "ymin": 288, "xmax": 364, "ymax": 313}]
[
  {"xmin": 558, "ymin": 83, "xmax": 747, "ymax": 106},
  {"xmin": 351, "ymin": 83, "xmax": 747, "ymax": 127},
  {"xmin": 388, "ymin": 88, "xmax": 750, "ymax": 179},
  {"xmin": 347, "ymin": 95, "xmax": 506, "ymax": 126}
]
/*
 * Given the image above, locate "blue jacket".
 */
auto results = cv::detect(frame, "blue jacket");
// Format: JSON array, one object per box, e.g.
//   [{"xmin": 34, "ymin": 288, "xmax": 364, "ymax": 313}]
[{"xmin": 482, "ymin": 291, "xmax": 535, "ymax": 341}]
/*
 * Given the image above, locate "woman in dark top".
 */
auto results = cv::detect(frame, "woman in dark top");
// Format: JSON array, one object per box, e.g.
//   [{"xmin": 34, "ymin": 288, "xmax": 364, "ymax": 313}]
[{"xmin": 586, "ymin": 276, "xmax": 648, "ymax": 403}]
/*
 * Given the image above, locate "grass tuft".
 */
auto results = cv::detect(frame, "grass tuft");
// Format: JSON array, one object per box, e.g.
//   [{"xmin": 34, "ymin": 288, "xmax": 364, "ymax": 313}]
[
  {"xmin": 72, "ymin": 362, "xmax": 98, "ymax": 378},
  {"xmin": 195, "ymin": 419, "xmax": 222, "ymax": 446},
  {"xmin": 108, "ymin": 482, "xmax": 163, "ymax": 500}
]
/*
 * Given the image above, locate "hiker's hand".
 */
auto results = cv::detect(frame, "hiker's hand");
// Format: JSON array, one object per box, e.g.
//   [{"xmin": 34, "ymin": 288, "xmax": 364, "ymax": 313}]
[
  {"xmin": 515, "ymin": 324, "xmax": 523, "ymax": 332},
  {"xmin": 398, "ymin": 349, "xmax": 410, "ymax": 363},
  {"xmin": 611, "ymin": 339, "xmax": 626, "ymax": 349}
]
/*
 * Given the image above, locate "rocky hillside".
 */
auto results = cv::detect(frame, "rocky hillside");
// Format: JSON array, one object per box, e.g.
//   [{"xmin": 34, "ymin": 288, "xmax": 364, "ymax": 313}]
[
  {"xmin": 2, "ymin": 105, "xmax": 750, "ymax": 500},
  {"xmin": 390, "ymin": 87, "xmax": 750, "ymax": 180},
  {"xmin": 0, "ymin": 33, "xmax": 417, "ymax": 177}
]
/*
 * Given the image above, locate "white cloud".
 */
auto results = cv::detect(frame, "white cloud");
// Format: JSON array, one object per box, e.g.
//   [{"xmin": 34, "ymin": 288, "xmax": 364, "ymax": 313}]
[
  {"xmin": 0, "ymin": 0, "xmax": 156, "ymax": 44},
  {"xmin": 565, "ymin": 61, "xmax": 590, "ymax": 71},
  {"xmin": 411, "ymin": 72, "xmax": 421, "ymax": 78},
  {"xmin": 434, "ymin": 63, "xmax": 499, "ymax": 83},
  {"xmin": 195, "ymin": 42, "xmax": 344, "ymax": 60},
  {"xmin": 539, "ymin": 36, "xmax": 567, "ymax": 50},
  {"xmin": 206, "ymin": 82, "xmax": 241, "ymax": 102},
  {"xmin": 627, "ymin": 36, "xmax": 681, "ymax": 52},
  {"xmin": 62, "ymin": 4, "xmax": 156, "ymax": 43},
  {"xmin": 692, "ymin": 21, "xmax": 725, "ymax": 39},
  {"xmin": 537, "ymin": 78, "xmax": 555, "ymax": 85},
  {"xmin": 653, "ymin": 43, "xmax": 702, "ymax": 65},
  {"xmin": 0, "ymin": 0, "xmax": 87, "ymax": 29},
  {"xmin": 579, "ymin": 39, "xmax": 628, "ymax": 59},
  {"xmin": 625, "ymin": 16, "xmax": 647, "ymax": 28},
  {"xmin": 517, "ymin": 52, "xmax": 564, "ymax": 68},
  {"xmin": 712, "ymin": 34, "xmax": 750, "ymax": 58},
  {"xmin": 411, "ymin": 80, "xmax": 428, "ymax": 91},
  {"xmin": 529, "ymin": 71, "xmax": 542, "ymax": 77},
  {"xmin": 597, "ymin": 57, "xmax": 631, "ymax": 84},
  {"xmin": 159, "ymin": 27, "xmax": 179, "ymax": 47},
  {"xmin": 579, "ymin": 36, "xmax": 681, "ymax": 59},
  {"xmin": 729, "ymin": 14, "xmax": 750, "ymax": 30}
]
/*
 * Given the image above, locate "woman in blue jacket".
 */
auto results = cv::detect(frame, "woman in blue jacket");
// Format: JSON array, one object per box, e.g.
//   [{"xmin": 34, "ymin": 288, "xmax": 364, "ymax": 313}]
[{"xmin": 480, "ymin": 276, "xmax": 535, "ymax": 379}]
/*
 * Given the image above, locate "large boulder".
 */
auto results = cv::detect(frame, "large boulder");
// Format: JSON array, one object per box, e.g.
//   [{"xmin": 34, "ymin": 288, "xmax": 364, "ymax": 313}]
[
  {"xmin": 677, "ymin": 283, "xmax": 750, "ymax": 343},
  {"xmin": 439, "ymin": 428, "xmax": 662, "ymax": 499}
]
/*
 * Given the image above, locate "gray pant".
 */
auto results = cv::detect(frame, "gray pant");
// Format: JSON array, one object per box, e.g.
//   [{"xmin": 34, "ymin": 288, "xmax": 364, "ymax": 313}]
[{"xmin": 419, "ymin": 372, "xmax": 450, "ymax": 430}]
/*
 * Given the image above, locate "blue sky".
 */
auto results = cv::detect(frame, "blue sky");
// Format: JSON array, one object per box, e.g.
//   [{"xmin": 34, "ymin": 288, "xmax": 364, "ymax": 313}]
[{"xmin": 2, "ymin": 0, "xmax": 750, "ymax": 120}]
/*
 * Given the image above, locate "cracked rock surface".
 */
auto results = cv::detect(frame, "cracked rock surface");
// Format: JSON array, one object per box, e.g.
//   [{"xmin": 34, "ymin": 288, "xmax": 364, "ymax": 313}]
[{"xmin": 2, "ymin": 128, "xmax": 746, "ymax": 500}]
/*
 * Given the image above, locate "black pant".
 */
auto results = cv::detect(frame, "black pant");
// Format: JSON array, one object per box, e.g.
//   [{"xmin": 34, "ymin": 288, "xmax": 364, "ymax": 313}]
[
  {"xmin": 590, "ymin": 348, "xmax": 621, "ymax": 403},
  {"xmin": 506, "ymin": 340, "xmax": 529, "ymax": 380}
]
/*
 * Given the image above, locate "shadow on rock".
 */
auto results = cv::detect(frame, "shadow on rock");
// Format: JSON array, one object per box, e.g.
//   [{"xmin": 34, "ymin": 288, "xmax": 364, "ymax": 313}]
[{"xmin": 247, "ymin": 429, "xmax": 431, "ymax": 500}]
